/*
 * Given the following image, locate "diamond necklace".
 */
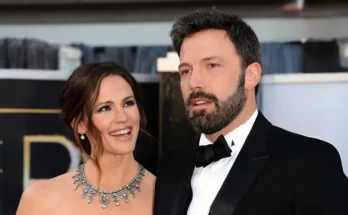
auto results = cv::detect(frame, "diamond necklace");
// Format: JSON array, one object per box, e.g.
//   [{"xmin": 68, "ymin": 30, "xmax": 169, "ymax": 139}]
[{"xmin": 72, "ymin": 162, "xmax": 145, "ymax": 209}]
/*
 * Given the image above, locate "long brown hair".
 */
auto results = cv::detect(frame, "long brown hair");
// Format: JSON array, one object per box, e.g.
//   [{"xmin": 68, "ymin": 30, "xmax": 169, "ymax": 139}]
[{"xmin": 59, "ymin": 62, "xmax": 147, "ymax": 172}]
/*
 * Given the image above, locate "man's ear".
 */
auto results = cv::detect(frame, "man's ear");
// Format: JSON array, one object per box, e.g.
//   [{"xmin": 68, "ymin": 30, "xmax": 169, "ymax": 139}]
[{"xmin": 244, "ymin": 62, "xmax": 262, "ymax": 91}]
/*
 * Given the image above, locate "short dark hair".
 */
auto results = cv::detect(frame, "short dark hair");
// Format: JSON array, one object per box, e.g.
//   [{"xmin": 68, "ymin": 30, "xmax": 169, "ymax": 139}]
[{"xmin": 170, "ymin": 8, "xmax": 261, "ymax": 95}]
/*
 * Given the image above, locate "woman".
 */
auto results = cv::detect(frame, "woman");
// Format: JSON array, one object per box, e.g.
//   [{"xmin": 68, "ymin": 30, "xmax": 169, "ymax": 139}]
[{"xmin": 16, "ymin": 62, "xmax": 156, "ymax": 214}]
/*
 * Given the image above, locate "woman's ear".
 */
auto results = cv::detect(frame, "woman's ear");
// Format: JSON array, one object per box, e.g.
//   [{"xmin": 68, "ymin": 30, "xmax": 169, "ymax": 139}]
[
  {"xmin": 78, "ymin": 123, "xmax": 86, "ymax": 134},
  {"xmin": 70, "ymin": 119, "xmax": 86, "ymax": 134},
  {"xmin": 244, "ymin": 62, "xmax": 262, "ymax": 91}
]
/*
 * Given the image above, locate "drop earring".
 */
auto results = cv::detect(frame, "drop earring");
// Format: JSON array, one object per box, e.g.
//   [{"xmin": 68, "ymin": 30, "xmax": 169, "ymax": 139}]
[{"xmin": 80, "ymin": 134, "xmax": 85, "ymax": 140}]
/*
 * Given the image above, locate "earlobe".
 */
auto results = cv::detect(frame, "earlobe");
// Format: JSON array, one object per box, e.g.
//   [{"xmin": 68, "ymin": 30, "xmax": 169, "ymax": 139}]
[
  {"xmin": 245, "ymin": 63, "xmax": 262, "ymax": 90},
  {"xmin": 77, "ymin": 122, "xmax": 86, "ymax": 134},
  {"xmin": 71, "ymin": 118, "xmax": 86, "ymax": 134}
]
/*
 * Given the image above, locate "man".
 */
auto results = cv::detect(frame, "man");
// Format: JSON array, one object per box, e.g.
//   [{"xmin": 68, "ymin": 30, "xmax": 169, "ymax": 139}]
[{"xmin": 154, "ymin": 8, "xmax": 348, "ymax": 215}]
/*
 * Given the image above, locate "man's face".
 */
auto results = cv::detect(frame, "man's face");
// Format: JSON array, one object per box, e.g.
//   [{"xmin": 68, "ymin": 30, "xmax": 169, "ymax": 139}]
[{"xmin": 178, "ymin": 29, "xmax": 247, "ymax": 134}]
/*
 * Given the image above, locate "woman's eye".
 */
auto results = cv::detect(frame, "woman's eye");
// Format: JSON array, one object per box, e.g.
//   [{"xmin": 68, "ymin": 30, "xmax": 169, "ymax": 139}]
[
  {"xmin": 98, "ymin": 105, "xmax": 111, "ymax": 112},
  {"xmin": 124, "ymin": 100, "xmax": 135, "ymax": 107}
]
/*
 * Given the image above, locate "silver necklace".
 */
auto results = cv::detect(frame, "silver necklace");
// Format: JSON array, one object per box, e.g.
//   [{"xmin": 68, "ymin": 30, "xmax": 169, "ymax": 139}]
[{"xmin": 72, "ymin": 163, "xmax": 145, "ymax": 209}]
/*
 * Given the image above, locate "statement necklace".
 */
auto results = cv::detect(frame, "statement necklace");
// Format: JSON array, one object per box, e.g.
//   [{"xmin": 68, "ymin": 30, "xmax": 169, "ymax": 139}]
[{"xmin": 72, "ymin": 163, "xmax": 145, "ymax": 209}]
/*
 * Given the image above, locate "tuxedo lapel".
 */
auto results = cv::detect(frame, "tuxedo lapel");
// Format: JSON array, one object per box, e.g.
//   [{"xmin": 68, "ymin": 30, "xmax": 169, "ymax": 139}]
[
  {"xmin": 169, "ymin": 162, "xmax": 195, "ymax": 215},
  {"xmin": 209, "ymin": 112, "xmax": 272, "ymax": 215}
]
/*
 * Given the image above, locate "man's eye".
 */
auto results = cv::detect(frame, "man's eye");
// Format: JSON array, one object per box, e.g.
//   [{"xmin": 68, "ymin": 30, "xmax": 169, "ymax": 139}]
[
  {"xmin": 180, "ymin": 70, "xmax": 191, "ymax": 76},
  {"xmin": 208, "ymin": 63, "xmax": 219, "ymax": 68}
]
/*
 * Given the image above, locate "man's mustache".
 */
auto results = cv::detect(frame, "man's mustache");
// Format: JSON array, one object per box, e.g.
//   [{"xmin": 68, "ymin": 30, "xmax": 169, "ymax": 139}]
[{"xmin": 186, "ymin": 91, "xmax": 218, "ymax": 107}]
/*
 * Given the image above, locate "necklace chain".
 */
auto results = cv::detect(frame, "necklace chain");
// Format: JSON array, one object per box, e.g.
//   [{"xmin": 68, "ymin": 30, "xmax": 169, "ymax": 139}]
[{"xmin": 72, "ymin": 163, "xmax": 145, "ymax": 209}]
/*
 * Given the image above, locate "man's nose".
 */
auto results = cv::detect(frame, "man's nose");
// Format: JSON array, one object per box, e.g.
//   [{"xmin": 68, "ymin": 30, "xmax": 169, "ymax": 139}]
[{"xmin": 188, "ymin": 70, "xmax": 205, "ymax": 91}]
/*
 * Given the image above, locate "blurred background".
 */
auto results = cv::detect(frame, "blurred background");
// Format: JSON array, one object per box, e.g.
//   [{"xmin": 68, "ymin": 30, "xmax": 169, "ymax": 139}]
[{"xmin": 1, "ymin": 0, "xmax": 348, "ymax": 214}]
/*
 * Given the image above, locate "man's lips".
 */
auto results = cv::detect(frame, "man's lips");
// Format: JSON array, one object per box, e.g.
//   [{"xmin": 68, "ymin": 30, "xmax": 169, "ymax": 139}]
[{"xmin": 189, "ymin": 98, "xmax": 214, "ymax": 107}]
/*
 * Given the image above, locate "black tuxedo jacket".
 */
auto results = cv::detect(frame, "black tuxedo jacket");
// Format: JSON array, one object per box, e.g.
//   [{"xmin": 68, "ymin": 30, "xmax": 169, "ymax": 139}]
[{"xmin": 154, "ymin": 112, "xmax": 348, "ymax": 215}]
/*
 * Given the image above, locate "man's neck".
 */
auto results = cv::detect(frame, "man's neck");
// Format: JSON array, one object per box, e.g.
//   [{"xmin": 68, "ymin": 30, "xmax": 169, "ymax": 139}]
[{"xmin": 205, "ymin": 104, "xmax": 257, "ymax": 143}]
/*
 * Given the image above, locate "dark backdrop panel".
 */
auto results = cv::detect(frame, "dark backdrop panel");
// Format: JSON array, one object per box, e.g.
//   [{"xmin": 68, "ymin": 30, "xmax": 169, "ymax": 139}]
[
  {"xmin": 0, "ymin": 78, "xmax": 159, "ymax": 215},
  {"xmin": 158, "ymin": 73, "xmax": 198, "ymax": 153},
  {"xmin": 0, "ymin": 137, "xmax": 3, "ymax": 215}
]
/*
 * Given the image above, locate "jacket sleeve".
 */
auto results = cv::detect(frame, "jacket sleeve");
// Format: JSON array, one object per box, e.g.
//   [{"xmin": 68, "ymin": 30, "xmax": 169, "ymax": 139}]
[{"xmin": 294, "ymin": 140, "xmax": 348, "ymax": 215}]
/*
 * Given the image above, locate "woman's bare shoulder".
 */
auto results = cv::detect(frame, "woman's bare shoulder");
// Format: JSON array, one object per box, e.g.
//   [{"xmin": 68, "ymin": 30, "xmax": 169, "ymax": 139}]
[
  {"xmin": 146, "ymin": 169, "xmax": 156, "ymax": 182},
  {"xmin": 16, "ymin": 170, "xmax": 76, "ymax": 215},
  {"xmin": 142, "ymin": 169, "xmax": 156, "ymax": 192}
]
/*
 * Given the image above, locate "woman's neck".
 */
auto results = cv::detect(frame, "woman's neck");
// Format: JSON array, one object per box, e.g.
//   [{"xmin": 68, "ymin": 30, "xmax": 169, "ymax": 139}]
[{"xmin": 83, "ymin": 153, "xmax": 139, "ymax": 191}]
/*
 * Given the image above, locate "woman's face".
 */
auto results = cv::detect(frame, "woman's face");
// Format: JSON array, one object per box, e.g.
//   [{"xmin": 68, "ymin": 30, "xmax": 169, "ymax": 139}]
[{"xmin": 85, "ymin": 75, "xmax": 140, "ymax": 156}]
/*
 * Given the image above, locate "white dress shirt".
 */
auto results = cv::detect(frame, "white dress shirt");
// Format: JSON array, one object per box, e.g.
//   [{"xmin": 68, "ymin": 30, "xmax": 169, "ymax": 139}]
[{"xmin": 187, "ymin": 109, "xmax": 258, "ymax": 215}]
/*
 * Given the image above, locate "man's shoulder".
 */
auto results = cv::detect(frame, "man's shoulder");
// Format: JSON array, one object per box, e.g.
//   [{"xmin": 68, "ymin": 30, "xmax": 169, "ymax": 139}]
[
  {"xmin": 162, "ymin": 141, "xmax": 197, "ymax": 156},
  {"xmin": 269, "ymin": 125, "xmax": 340, "ymax": 158},
  {"xmin": 157, "ymin": 143, "xmax": 196, "ymax": 169}
]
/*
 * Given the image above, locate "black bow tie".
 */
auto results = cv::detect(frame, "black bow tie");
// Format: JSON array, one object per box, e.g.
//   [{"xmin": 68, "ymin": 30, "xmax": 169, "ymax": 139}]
[{"xmin": 195, "ymin": 135, "xmax": 233, "ymax": 168}]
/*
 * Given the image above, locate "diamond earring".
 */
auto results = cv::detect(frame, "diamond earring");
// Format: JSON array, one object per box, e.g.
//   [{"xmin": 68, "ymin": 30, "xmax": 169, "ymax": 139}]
[{"xmin": 80, "ymin": 134, "xmax": 85, "ymax": 140}]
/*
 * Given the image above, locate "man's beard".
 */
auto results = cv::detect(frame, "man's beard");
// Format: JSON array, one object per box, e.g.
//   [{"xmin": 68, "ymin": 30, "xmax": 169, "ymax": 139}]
[{"xmin": 185, "ymin": 72, "xmax": 247, "ymax": 134}]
